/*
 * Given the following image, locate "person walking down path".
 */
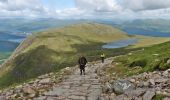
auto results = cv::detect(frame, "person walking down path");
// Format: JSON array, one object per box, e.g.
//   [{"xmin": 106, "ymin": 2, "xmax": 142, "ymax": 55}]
[
  {"xmin": 100, "ymin": 53, "xmax": 105, "ymax": 63},
  {"xmin": 78, "ymin": 56, "xmax": 87, "ymax": 75}
]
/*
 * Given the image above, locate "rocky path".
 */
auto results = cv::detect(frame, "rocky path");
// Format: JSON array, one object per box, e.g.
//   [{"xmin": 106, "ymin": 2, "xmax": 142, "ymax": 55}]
[{"xmin": 34, "ymin": 58, "xmax": 113, "ymax": 100}]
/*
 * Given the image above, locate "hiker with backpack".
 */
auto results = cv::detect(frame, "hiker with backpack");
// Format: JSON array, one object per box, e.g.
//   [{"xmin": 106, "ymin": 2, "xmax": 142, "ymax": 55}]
[
  {"xmin": 101, "ymin": 53, "xmax": 105, "ymax": 63},
  {"xmin": 78, "ymin": 56, "xmax": 87, "ymax": 75}
]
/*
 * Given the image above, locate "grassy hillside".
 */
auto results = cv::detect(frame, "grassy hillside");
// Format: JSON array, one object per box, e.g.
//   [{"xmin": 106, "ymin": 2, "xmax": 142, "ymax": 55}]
[
  {"xmin": 109, "ymin": 41, "xmax": 170, "ymax": 77},
  {"xmin": 0, "ymin": 23, "xmax": 137, "ymax": 88},
  {"xmin": 0, "ymin": 52, "xmax": 11, "ymax": 65},
  {"xmin": 120, "ymin": 19, "xmax": 170, "ymax": 33}
]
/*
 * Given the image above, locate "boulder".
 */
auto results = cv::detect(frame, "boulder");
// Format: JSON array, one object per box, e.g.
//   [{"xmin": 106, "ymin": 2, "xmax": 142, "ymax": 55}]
[
  {"xmin": 124, "ymin": 88, "xmax": 146, "ymax": 97},
  {"xmin": 112, "ymin": 80, "xmax": 135, "ymax": 94},
  {"xmin": 143, "ymin": 90, "xmax": 155, "ymax": 100}
]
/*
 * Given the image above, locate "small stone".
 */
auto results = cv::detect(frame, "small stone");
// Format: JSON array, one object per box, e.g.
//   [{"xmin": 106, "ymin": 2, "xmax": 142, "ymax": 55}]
[
  {"xmin": 100, "ymin": 94, "xmax": 109, "ymax": 100},
  {"xmin": 149, "ymin": 79, "xmax": 155, "ymax": 86},
  {"xmin": 23, "ymin": 86, "xmax": 36, "ymax": 94},
  {"xmin": 39, "ymin": 78, "xmax": 51, "ymax": 84},
  {"xmin": 33, "ymin": 96, "xmax": 47, "ymax": 100},
  {"xmin": 109, "ymin": 93, "xmax": 116, "ymax": 100},
  {"xmin": 167, "ymin": 59, "xmax": 170, "ymax": 64},
  {"xmin": 153, "ymin": 54, "xmax": 159, "ymax": 56},
  {"xmin": 143, "ymin": 82, "xmax": 149, "ymax": 87},
  {"xmin": 68, "ymin": 95, "xmax": 86, "ymax": 100},
  {"xmin": 162, "ymin": 70, "xmax": 169, "ymax": 77},
  {"xmin": 29, "ymin": 94, "xmax": 36, "ymax": 98},
  {"xmin": 129, "ymin": 79, "xmax": 136, "ymax": 83},
  {"xmin": 103, "ymin": 82, "xmax": 112, "ymax": 93}
]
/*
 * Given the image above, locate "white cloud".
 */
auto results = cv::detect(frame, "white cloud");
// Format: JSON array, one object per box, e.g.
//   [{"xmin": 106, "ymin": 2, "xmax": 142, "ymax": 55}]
[
  {"xmin": 0, "ymin": 0, "xmax": 48, "ymax": 17},
  {"xmin": 0, "ymin": 0, "xmax": 170, "ymax": 19},
  {"xmin": 120, "ymin": 0, "xmax": 170, "ymax": 11},
  {"xmin": 75, "ymin": 0, "xmax": 121, "ymax": 12}
]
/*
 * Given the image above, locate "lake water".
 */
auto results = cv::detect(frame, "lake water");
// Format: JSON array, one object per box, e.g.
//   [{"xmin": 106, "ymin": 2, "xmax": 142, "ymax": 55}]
[{"xmin": 102, "ymin": 39, "xmax": 138, "ymax": 49}]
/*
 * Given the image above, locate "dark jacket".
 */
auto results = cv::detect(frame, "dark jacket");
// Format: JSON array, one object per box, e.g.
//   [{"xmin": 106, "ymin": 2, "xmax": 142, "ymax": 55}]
[{"xmin": 78, "ymin": 56, "xmax": 87, "ymax": 66}]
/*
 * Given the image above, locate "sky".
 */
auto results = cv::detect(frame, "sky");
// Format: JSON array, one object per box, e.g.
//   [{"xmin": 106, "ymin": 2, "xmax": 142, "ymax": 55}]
[{"xmin": 0, "ymin": 0, "xmax": 170, "ymax": 19}]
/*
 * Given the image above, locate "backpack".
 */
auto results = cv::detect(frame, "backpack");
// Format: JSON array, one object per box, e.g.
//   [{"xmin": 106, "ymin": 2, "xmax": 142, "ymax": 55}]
[{"xmin": 79, "ymin": 57, "xmax": 87, "ymax": 65}]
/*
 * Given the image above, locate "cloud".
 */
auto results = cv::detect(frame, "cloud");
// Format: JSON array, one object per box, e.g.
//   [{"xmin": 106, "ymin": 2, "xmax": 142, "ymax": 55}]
[
  {"xmin": 0, "ymin": 0, "xmax": 170, "ymax": 19},
  {"xmin": 121, "ymin": 0, "xmax": 170, "ymax": 11},
  {"xmin": 75, "ymin": 0, "xmax": 121, "ymax": 12},
  {"xmin": 0, "ymin": 0, "xmax": 48, "ymax": 17}
]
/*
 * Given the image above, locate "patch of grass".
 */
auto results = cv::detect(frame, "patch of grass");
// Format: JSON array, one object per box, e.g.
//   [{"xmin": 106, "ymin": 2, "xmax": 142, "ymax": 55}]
[
  {"xmin": 154, "ymin": 94, "xmax": 164, "ymax": 100},
  {"xmin": 110, "ymin": 41, "xmax": 170, "ymax": 77},
  {"xmin": 0, "ymin": 52, "xmax": 11, "ymax": 64}
]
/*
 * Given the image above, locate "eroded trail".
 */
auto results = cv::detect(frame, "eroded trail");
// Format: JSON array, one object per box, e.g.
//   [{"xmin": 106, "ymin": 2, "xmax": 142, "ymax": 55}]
[{"xmin": 35, "ymin": 58, "xmax": 113, "ymax": 100}]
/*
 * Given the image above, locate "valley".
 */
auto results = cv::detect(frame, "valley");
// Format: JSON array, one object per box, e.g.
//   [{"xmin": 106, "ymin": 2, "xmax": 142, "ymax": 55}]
[{"xmin": 0, "ymin": 22, "xmax": 170, "ymax": 88}]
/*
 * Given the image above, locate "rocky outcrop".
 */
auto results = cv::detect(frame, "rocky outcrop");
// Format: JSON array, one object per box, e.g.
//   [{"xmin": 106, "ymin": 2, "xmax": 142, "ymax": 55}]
[
  {"xmin": 102, "ymin": 69, "xmax": 170, "ymax": 100},
  {"xmin": 0, "ymin": 66, "xmax": 74, "ymax": 100}
]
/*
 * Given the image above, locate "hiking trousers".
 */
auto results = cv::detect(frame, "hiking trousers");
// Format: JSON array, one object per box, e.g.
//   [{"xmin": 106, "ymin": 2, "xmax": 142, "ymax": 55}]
[{"xmin": 79, "ymin": 65, "xmax": 85, "ymax": 75}]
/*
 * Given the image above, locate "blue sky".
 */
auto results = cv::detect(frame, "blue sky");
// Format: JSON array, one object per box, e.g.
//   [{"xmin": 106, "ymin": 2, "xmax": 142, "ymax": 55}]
[
  {"xmin": 0, "ymin": 0, "xmax": 170, "ymax": 19},
  {"xmin": 42, "ymin": 0, "xmax": 75, "ymax": 10}
]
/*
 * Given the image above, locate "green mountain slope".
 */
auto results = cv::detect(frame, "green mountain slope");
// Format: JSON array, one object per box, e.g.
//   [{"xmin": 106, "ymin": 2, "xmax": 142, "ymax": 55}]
[
  {"xmin": 0, "ymin": 23, "xmax": 135, "ymax": 88},
  {"xmin": 110, "ymin": 41, "xmax": 170, "ymax": 77}
]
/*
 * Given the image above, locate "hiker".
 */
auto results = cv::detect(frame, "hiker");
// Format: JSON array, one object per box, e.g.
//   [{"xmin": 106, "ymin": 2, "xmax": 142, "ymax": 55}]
[
  {"xmin": 101, "ymin": 53, "xmax": 105, "ymax": 63},
  {"xmin": 78, "ymin": 56, "xmax": 87, "ymax": 75}
]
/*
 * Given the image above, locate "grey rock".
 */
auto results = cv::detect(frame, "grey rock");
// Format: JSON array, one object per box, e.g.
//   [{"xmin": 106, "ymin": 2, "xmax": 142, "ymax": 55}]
[
  {"xmin": 33, "ymin": 96, "xmax": 47, "ymax": 100},
  {"xmin": 129, "ymin": 79, "xmax": 136, "ymax": 83},
  {"xmin": 103, "ymin": 82, "xmax": 112, "ymax": 93},
  {"xmin": 68, "ymin": 95, "xmax": 86, "ymax": 100},
  {"xmin": 143, "ymin": 82, "xmax": 150, "ymax": 87},
  {"xmin": 22, "ymin": 86, "xmax": 36, "ymax": 94},
  {"xmin": 162, "ymin": 71, "xmax": 169, "ymax": 77},
  {"xmin": 125, "ymin": 88, "xmax": 146, "ymax": 97},
  {"xmin": 114, "ymin": 94, "xmax": 128, "ymax": 100},
  {"xmin": 109, "ymin": 93, "xmax": 116, "ymax": 100},
  {"xmin": 167, "ymin": 59, "xmax": 170, "ymax": 64},
  {"xmin": 164, "ymin": 97, "xmax": 170, "ymax": 100},
  {"xmin": 0, "ymin": 96, "xmax": 6, "ymax": 100},
  {"xmin": 100, "ymin": 94, "xmax": 109, "ymax": 100},
  {"xmin": 112, "ymin": 80, "xmax": 135, "ymax": 94},
  {"xmin": 39, "ymin": 78, "xmax": 51, "ymax": 84},
  {"xmin": 143, "ymin": 90, "xmax": 155, "ymax": 100},
  {"xmin": 44, "ymin": 87, "xmax": 66, "ymax": 96},
  {"xmin": 149, "ymin": 79, "xmax": 155, "ymax": 86},
  {"xmin": 155, "ymin": 78, "xmax": 168, "ymax": 83}
]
